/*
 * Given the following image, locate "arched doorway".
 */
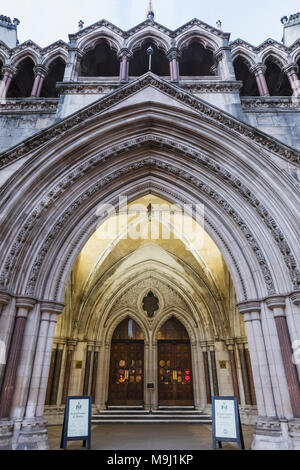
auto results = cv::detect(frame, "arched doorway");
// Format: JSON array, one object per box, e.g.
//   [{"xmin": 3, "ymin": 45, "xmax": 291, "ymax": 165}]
[
  {"xmin": 108, "ymin": 318, "xmax": 144, "ymax": 406},
  {"xmin": 157, "ymin": 317, "xmax": 194, "ymax": 406}
]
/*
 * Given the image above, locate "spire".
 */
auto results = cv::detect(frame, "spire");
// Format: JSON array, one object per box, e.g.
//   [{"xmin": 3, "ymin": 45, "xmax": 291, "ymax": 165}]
[{"xmin": 147, "ymin": 0, "xmax": 155, "ymax": 21}]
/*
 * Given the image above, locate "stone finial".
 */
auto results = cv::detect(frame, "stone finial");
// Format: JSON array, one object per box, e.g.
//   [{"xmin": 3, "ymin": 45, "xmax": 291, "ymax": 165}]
[
  {"xmin": 147, "ymin": 0, "xmax": 155, "ymax": 21},
  {"xmin": 281, "ymin": 16, "xmax": 288, "ymax": 25},
  {"xmin": 13, "ymin": 18, "xmax": 20, "ymax": 27},
  {"xmin": 216, "ymin": 20, "xmax": 222, "ymax": 29},
  {"xmin": 78, "ymin": 19, "xmax": 84, "ymax": 30}
]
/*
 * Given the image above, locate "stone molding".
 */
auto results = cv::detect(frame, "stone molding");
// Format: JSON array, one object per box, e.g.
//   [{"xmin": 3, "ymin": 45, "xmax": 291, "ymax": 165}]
[
  {"xmin": 20, "ymin": 157, "xmax": 275, "ymax": 297},
  {"xmin": 237, "ymin": 301, "xmax": 261, "ymax": 314},
  {"xmin": 1, "ymin": 134, "xmax": 299, "ymax": 297},
  {"xmin": 290, "ymin": 291, "xmax": 300, "ymax": 305},
  {"xmin": 0, "ymin": 291, "xmax": 11, "ymax": 305},
  {"xmin": 15, "ymin": 296, "xmax": 36, "ymax": 311},
  {"xmin": 0, "ymin": 74, "xmax": 299, "ymax": 171},
  {"xmin": 180, "ymin": 80, "xmax": 242, "ymax": 93},
  {"xmin": 0, "ymin": 98, "xmax": 58, "ymax": 113},
  {"xmin": 40, "ymin": 300, "xmax": 64, "ymax": 315},
  {"xmin": 265, "ymin": 295, "xmax": 286, "ymax": 310},
  {"xmin": 242, "ymin": 97, "xmax": 300, "ymax": 111}
]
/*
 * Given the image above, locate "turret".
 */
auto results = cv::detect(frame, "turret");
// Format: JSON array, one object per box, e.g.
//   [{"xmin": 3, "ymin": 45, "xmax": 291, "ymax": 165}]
[
  {"xmin": 281, "ymin": 12, "xmax": 300, "ymax": 47},
  {"xmin": 0, "ymin": 15, "xmax": 19, "ymax": 48}
]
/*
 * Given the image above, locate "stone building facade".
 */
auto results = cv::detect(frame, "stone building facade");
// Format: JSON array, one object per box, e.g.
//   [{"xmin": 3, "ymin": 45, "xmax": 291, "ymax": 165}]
[{"xmin": 0, "ymin": 8, "xmax": 299, "ymax": 450}]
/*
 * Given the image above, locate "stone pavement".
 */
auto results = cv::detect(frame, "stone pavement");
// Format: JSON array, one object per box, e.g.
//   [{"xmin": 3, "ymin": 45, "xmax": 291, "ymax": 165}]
[{"xmin": 48, "ymin": 423, "xmax": 254, "ymax": 450}]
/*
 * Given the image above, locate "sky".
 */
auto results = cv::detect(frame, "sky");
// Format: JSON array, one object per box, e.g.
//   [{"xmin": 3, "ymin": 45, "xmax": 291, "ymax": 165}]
[{"xmin": 2, "ymin": 0, "xmax": 300, "ymax": 47}]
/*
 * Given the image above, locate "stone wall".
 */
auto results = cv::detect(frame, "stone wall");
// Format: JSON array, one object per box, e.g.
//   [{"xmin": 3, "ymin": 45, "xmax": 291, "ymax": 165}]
[{"xmin": 0, "ymin": 112, "xmax": 57, "ymax": 153}]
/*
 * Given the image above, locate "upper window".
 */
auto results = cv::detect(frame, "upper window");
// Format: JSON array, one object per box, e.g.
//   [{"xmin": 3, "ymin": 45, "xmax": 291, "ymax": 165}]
[
  {"xmin": 79, "ymin": 40, "xmax": 120, "ymax": 77},
  {"xmin": 179, "ymin": 41, "xmax": 215, "ymax": 77}
]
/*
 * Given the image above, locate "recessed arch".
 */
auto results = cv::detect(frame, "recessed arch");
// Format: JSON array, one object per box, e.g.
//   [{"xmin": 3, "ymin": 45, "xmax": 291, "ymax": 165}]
[{"xmin": 7, "ymin": 57, "xmax": 35, "ymax": 97}]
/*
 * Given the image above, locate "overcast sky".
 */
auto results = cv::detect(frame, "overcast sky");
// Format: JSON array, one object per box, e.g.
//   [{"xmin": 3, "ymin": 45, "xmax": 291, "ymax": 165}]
[{"xmin": 3, "ymin": 0, "xmax": 300, "ymax": 47}]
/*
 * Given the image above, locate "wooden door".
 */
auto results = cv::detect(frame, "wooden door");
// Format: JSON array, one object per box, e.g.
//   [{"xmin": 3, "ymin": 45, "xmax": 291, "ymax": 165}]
[
  {"xmin": 158, "ymin": 340, "xmax": 194, "ymax": 406},
  {"xmin": 109, "ymin": 340, "xmax": 144, "ymax": 406}
]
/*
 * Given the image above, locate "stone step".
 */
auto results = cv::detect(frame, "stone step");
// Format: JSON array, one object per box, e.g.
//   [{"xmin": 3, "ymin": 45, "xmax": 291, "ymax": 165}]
[{"xmin": 92, "ymin": 419, "xmax": 212, "ymax": 424}]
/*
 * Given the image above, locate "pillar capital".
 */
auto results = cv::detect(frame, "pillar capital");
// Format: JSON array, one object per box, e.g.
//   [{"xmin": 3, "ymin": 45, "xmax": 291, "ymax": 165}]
[
  {"xmin": 200, "ymin": 341, "xmax": 208, "ymax": 351},
  {"xmin": 0, "ymin": 291, "xmax": 11, "ymax": 306},
  {"xmin": 66, "ymin": 339, "xmax": 77, "ymax": 350},
  {"xmin": 1, "ymin": 65, "xmax": 17, "ymax": 78},
  {"xmin": 225, "ymin": 339, "xmax": 235, "ymax": 349},
  {"xmin": 33, "ymin": 65, "xmax": 48, "ymax": 78},
  {"xmin": 215, "ymin": 46, "xmax": 231, "ymax": 62},
  {"xmin": 167, "ymin": 47, "xmax": 181, "ymax": 62},
  {"xmin": 265, "ymin": 295, "xmax": 286, "ymax": 310},
  {"xmin": 283, "ymin": 63, "xmax": 299, "ymax": 76},
  {"xmin": 207, "ymin": 340, "xmax": 215, "ymax": 351},
  {"xmin": 15, "ymin": 296, "xmax": 36, "ymax": 311},
  {"xmin": 250, "ymin": 63, "xmax": 266, "ymax": 76},
  {"xmin": 237, "ymin": 300, "xmax": 261, "ymax": 315},
  {"xmin": 117, "ymin": 48, "xmax": 132, "ymax": 60},
  {"xmin": 290, "ymin": 290, "xmax": 300, "ymax": 305},
  {"xmin": 40, "ymin": 300, "xmax": 64, "ymax": 315}
]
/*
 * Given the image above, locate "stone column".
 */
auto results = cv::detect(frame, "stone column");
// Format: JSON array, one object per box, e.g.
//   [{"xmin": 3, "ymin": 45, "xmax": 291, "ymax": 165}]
[
  {"xmin": 238, "ymin": 302, "xmax": 270, "ymax": 417},
  {"xmin": 201, "ymin": 342, "xmax": 211, "ymax": 404},
  {"xmin": 244, "ymin": 343, "xmax": 257, "ymax": 405},
  {"xmin": 290, "ymin": 290, "xmax": 300, "ymax": 384},
  {"xmin": 118, "ymin": 49, "xmax": 131, "ymax": 82},
  {"xmin": 0, "ymin": 292, "xmax": 12, "ymax": 387},
  {"xmin": 83, "ymin": 342, "xmax": 93, "ymax": 395},
  {"xmin": 266, "ymin": 296, "xmax": 300, "ymax": 418},
  {"xmin": 16, "ymin": 302, "xmax": 63, "ymax": 450},
  {"xmin": 91, "ymin": 344, "xmax": 100, "ymax": 404},
  {"xmin": 283, "ymin": 64, "xmax": 300, "ymax": 97},
  {"xmin": 61, "ymin": 340, "xmax": 76, "ymax": 405},
  {"xmin": 0, "ymin": 66, "xmax": 16, "ymax": 98},
  {"xmin": 45, "ymin": 344, "xmax": 57, "ymax": 405},
  {"xmin": 35, "ymin": 313, "xmax": 59, "ymax": 418},
  {"xmin": 250, "ymin": 64, "xmax": 270, "ymax": 97},
  {"xmin": 208, "ymin": 342, "xmax": 219, "ymax": 396},
  {"xmin": 0, "ymin": 297, "xmax": 36, "ymax": 418},
  {"xmin": 236, "ymin": 339, "xmax": 252, "ymax": 405},
  {"xmin": 226, "ymin": 340, "xmax": 240, "ymax": 403},
  {"xmin": 167, "ymin": 47, "xmax": 180, "ymax": 82},
  {"xmin": 31, "ymin": 65, "xmax": 48, "ymax": 98},
  {"xmin": 49, "ymin": 341, "xmax": 64, "ymax": 405}
]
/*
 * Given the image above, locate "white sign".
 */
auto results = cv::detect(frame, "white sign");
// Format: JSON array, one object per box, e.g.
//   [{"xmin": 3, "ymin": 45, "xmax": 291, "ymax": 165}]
[
  {"xmin": 214, "ymin": 399, "xmax": 237, "ymax": 439},
  {"xmin": 67, "ymin": 398, "xmax": 90, "ymax": 438}
]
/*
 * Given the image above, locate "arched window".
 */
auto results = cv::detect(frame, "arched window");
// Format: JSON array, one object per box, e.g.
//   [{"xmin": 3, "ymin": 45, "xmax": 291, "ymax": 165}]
[
  {"xmin": 233, "ymin": 57, "xmax": 259, "ymax": 96},
  {"xmin": 112, "ymin": 318, "xmax": 144, "ymax": 340},
  {"xmin": 40, "ymin": 58, "xmax": 66, "ymax": 98},
  {"xmin": 130, "ymin": 41, "xmax": 169, "ymax": 77},
  {"xmin": 179, "ymin": 40, "xmax": 215, "ymax": 76},
  {"xmin": 7, "ymin": 57, "xmax": 35, "ymax": 98},
  {"xmin": 79, "ymin": 40, "xmax": 119, "ymax": 77},
  {"xmin": 264, "ymin": 57, "xmax": 291, "ymax": 96}
]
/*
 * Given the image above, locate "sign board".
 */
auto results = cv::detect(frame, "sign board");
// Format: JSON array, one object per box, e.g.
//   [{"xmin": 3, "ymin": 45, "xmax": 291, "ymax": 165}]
[
  {"xmin": 147, "ymin": 383, "xmax": 154, "ymax": 389},
  {"xmin": 212, "ymin": 396, "xmax": 244, "ymax": 450},
  {"xmin": 60, "ymin": 396, "xmax": 92, "ymax": 450}
]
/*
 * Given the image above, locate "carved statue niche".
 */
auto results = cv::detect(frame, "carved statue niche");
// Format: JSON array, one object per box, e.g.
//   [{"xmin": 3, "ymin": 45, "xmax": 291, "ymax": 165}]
[{"xmin": 142, "ymin": 290, "xmax": 159, "ymax": 318}]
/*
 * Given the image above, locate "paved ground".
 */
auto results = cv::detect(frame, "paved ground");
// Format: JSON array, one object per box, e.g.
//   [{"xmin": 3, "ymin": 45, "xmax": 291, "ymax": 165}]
[{"xmin": 48, "ymin": 423, "xmax": 254, "ymax": 450}]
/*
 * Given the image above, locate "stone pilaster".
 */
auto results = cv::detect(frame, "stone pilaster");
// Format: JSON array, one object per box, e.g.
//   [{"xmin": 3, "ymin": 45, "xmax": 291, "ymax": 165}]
[
  {"xmin": 83, "ymin": 342, "xmax": 94, "ymax": 395},
  {"xmin": 91, "ymin": 343, "xmax": 100, "ymax": 404}
]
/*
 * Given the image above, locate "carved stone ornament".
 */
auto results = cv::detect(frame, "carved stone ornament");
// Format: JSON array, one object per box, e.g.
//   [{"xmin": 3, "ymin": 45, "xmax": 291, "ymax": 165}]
[{"xmin": 142, "ymin": 291, "xmax": 159, "ymax": 318}]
